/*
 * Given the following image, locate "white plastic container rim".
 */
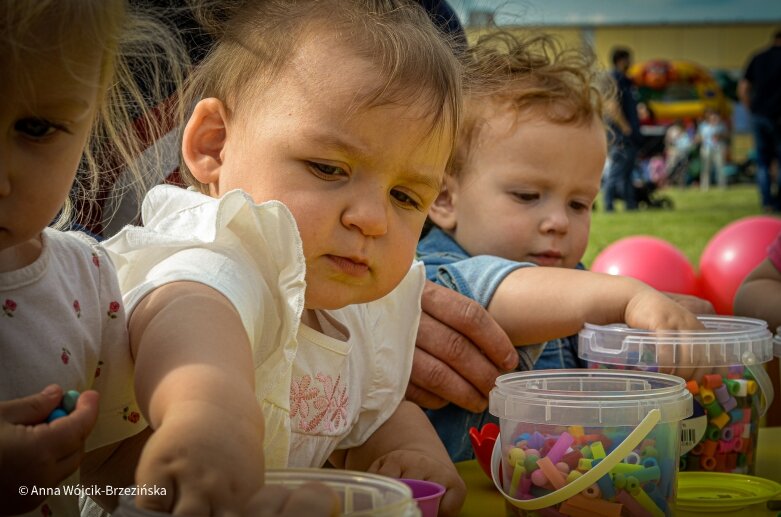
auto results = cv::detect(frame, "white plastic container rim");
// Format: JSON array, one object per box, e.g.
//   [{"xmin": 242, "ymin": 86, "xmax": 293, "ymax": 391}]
[
  {"xmin": 578, "ymin": 315, "xmax": 773, "ymax": 368},
  {"xmin": 489, "ymin": 369, "xmax": 692, "ymax": 427},
  {"xmin": 774, "ymin": 326, "xmax": 781, "ymax": 358},
  {"xmin": 265, "ymin": 468, "xmax": 420, "ymax": 517}
]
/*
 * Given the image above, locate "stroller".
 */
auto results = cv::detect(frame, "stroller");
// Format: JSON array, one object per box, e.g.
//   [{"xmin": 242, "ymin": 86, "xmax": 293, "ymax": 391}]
[
  {"xmin": 632, "ymin": 154, "xmax": 675, "ymax": 209},
  {"xmin": 630, "ymin": 131, "xmax": 675, "ymax": 209}
]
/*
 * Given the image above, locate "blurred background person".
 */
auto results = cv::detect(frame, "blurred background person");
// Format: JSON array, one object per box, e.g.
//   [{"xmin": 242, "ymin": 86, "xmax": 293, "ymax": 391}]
[
  {"xmin": 603, "ymin": 47, "xmax": 642, "ymax": 212},
  {"xmin": 739, "ymin": 29, "xmax": 781, "ymax": 213},
  {"xmin": 696, "ymin": 107, "xmax": 729, "ymax": 191}
]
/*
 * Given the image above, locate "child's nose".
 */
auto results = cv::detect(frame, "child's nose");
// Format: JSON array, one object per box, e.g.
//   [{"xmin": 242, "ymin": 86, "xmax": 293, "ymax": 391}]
[
  {"xmin": 341, "ymin": 187, "xmax": 389, "ymax": 237},
  {"xmin": 540, "ymin": 208, "xmax": 569, "ymax": 234}
]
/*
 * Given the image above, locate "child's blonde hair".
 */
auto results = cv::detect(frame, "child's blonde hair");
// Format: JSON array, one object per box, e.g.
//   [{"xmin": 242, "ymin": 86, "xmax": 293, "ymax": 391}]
[
  {"xmin": 179, "ymin": 0, "xmax": 463, "ymax": 192},
  {"xmin": 0, "ymin": 0, "xmax": 189, "ymax": 229},
  {"xmin": 451, "ymin": 31, "xmax": 609, "ymax": 178}
]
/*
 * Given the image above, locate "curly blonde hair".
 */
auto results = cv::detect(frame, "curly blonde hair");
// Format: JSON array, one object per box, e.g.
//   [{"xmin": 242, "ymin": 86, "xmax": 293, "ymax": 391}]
[
  {"xmin": 1, "ymin": 0, "xmax": 189, "ymax": 229},
  {"xmin": 451, "ymin": 31, "xmax": 609, "ymax": 178},
  {"xmin": 179, "ymin": 0, "xmax": 464, "ymax": 192}
]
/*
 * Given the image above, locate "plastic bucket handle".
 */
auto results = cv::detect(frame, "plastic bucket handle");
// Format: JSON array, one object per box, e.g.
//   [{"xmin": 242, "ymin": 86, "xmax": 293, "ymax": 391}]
[
  {"xmin": 743, "ymin": 350, "xmax": 774, "ymax": 416},
  {"xmin": 490, "ymin": 408, "xmax": 661, "ymax": 511}
]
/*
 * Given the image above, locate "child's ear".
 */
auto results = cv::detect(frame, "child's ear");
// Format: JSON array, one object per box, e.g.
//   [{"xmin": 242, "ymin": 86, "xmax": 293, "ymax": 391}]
[
  {"xmin": 427, "ymin": 178, "xmax": 458, "ymax": 231},
  {"xmin": 181, "ymin": 98, "xmax": 229, "ymax": 188}
]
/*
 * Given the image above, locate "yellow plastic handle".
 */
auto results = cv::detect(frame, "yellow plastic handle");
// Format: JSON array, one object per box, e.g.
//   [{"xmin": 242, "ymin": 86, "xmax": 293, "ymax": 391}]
[
  {"xmin": 742, "ymin": 350, "xmax": 775, "ymax": 416},
  {"xmin": 490, "ymin": 409, "xmax": 661, "ymax": 511}
]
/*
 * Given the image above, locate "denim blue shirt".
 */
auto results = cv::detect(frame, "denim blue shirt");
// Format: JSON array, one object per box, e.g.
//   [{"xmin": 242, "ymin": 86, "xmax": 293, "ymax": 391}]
[{"xmin": 417, "ymin": 227, "xmax": 582, "ymax": 461}]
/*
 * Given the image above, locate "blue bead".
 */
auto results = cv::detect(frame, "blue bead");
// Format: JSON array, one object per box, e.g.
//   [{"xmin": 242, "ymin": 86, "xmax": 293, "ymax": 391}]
[{"xmin": 46, "ymin": 408, "xmax": 68, "ymax": 423}]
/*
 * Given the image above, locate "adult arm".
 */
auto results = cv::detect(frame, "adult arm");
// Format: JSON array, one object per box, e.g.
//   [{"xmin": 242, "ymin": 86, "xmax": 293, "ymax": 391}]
[
  {"xmin": 734, "ymin": 258, "xmax": 781, "ymax": 331},
  {"xmin": 408, "ymin": 281, "xmax": 517, "ymax": 413}
]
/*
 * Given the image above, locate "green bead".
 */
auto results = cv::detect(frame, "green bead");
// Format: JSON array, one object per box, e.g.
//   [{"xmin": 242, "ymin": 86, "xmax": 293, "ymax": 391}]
[{"xmin": 62, "ymin": 390, "xmax": 80, "ymax": 414}]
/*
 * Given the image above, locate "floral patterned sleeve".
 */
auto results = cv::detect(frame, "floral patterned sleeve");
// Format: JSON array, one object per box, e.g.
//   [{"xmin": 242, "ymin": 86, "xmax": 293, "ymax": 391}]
[{"xmin": 85, "ymin": 242, "xmax": 147, "ymax": 451}]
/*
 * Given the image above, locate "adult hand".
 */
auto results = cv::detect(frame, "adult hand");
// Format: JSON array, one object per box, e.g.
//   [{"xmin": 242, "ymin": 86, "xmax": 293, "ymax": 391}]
[{"xmin": 407, "ymin": 281, "xmax": 516, "ymax": 413}]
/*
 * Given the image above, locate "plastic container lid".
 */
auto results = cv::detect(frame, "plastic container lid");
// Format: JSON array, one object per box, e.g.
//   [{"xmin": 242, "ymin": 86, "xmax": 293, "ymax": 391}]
[
  {"xmin": 265, "ymin": 468, "xmax": 419, "ymax": 517},
  {"xmin": 489, "ymin": 369, "xmax": 692, "ymax": 426},
  {"xmin": 578, "ymin": 315, "xmax": 773, "ymax": 368},
  {"xmin": 676, "ymin": 472, "xmax": 781, "ymax": 512}
]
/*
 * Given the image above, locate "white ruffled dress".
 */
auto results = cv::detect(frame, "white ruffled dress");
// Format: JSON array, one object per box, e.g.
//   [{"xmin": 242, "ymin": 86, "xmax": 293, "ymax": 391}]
[{"xmin": 104, "ymin": 185, "xmax": 424, "ymax": 467}]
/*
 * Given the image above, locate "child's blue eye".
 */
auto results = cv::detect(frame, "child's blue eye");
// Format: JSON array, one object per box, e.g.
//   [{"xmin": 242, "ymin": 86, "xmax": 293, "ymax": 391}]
[
  {"xmin": 570, "ymin": 201, "xmax": 590, "ymax": 212},
  {"xmin": 15, "ymin": 118, "xmax": 60, "ymax": 139}
]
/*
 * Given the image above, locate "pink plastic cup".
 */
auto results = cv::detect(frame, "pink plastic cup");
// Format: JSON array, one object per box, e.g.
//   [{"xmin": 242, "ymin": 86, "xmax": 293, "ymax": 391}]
[{"xmin": 398, "ymin": 478, "xmax": 445, "ymax": 517}]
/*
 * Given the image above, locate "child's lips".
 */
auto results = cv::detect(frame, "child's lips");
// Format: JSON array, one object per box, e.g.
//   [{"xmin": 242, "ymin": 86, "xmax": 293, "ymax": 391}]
[
  {"xmin": 529, "ymin": 251, "xmax": 563, "ymax": 266},
  {"xmin": 327, "ymin": 254, "xmax": 370, "ymax": 276}
]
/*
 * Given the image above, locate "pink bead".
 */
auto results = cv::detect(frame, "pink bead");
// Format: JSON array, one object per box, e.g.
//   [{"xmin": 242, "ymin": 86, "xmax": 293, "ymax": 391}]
[
  {"xmin": 531, "ymin": 468, "xmax": 549, "ymax": 487},
  {"xmin": 556, "ymin": 462, "xmax": 570, "ymax": 474}
]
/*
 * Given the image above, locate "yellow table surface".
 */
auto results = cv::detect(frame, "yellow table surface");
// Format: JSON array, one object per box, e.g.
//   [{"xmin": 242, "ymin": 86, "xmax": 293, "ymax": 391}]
[{"xmin": 456, "ymin": 426, "xmax": 781, "ymax": 516}]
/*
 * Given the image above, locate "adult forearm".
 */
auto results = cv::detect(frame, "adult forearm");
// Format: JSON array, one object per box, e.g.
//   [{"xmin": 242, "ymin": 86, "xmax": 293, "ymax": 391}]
[{"xmin": 735, "ymin": 260, "xmax": 781, "ymax": 330}]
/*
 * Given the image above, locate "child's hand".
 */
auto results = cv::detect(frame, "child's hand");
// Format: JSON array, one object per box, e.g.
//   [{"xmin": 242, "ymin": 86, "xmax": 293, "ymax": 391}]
[
  {"xmin": 663, "ymin": 292, "xmax": 715, "ymax": 315},
  {"xmin": 624, "ymin": 287, "xmax": 706, "ymax": 380},
  {"xmin": 367, "ymin": 450, "xmax": 466, "ymax": 517},
  {"xmin": 245, "ymin": 482, "xmax": 340, "ymax": 516},
  {"xmin": 134, "ymin": 401, "xmax": 264, "ymax": 514},
  {"xmin": 0, "ymin": 385, "xmax": 99, "ymax": 515}
]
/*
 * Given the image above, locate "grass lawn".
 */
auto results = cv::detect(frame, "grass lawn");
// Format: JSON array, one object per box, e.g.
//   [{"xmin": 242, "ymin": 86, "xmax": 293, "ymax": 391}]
[{"xmin": 583, "ymin": 184, "xmax": 776, "ymax": 270}]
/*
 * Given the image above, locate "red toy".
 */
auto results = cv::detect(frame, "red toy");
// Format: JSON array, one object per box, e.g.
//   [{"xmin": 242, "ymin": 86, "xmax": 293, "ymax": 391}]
[{"xmin": 469, "ymin": 423, "xmax": 499, "ymax": 481}]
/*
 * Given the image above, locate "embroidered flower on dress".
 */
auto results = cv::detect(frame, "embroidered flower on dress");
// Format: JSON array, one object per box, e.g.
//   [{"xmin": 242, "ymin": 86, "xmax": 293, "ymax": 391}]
[
  {"xmin": 290, "ymin": 375, "xmax": 318, "ymax": 420},
  {"xmin": 95, "ymin": 360, "xmax": 104, "ymax": 378},
  {"xmin": 92, "ymin": 252, "xmax": 100, "ymax": 267},
  {"xmin": 3, "ymin": 299, "xmax": 16, "ymax": 317},
  {"xmin": 107, "ymin": 301, "xmax": 120, "ymax": 318},
  {"xmin": 290, "ymin": 373, "xmax": 349, "ymax": 434},
  {"xmin": 73, "ymin": 299, "xmax": 81, "ymax": 318},
  {"xmin": 61, "ymin": 347, "xmax": 71, "ymax": 365},
  {"xmin": 122, "ymin": 406, "xmax": 141, "ymax": 424}
]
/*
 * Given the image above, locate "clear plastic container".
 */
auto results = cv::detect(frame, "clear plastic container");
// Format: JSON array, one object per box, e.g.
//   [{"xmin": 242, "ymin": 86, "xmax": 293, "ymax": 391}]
[
  {"xmin": 775, "ymin": 326, "xmax": 781, "ymax": 402},
  {"xmin": 489, "ymin": 369, "xmax": 692, "ymax": 516},
  {"xmin": 579, "ymin": 315, "xmax": 774, "ymax": 476},
  {"xmin": 113, "ymin": 469, "xmax": 419, "ymax": 517},
  {"xmin": 265, "ymin": 469, "xmax": 420, "ymax": 517}
]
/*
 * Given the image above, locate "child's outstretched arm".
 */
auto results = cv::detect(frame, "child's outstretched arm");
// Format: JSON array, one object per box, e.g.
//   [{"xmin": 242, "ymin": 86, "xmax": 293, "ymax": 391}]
[
  {"xmin": 734, "ymin": 257, "xmax": 781, "ymax": 331},
  {"xmin": 0, "ymin": 386, "xmax": 99, "ymax": 515},
  {"xmin": 488, "ymin": 268, "xmax": 702, "ymax": 345},
  {"xmin": 129, "ymin": 281, "xmax": 265, "ymax": 513},
  {"xmin": 330, "ymin": 401, "xmax": 466, "ymax": 517}
]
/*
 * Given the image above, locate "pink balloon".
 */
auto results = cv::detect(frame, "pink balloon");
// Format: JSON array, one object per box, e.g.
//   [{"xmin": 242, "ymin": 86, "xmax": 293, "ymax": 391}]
[
  {"xmin": 591, "ymin": 236, "xmax": 697, "ymax": 294},
  {"xmin": 699, "ymin": 216, "xmax": 781, "ymax": 315}
]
